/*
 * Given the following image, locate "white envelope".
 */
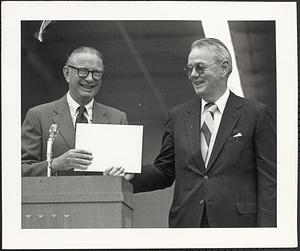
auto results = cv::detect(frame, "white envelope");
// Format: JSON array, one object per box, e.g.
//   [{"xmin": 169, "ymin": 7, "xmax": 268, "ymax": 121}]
[{"xmin": 75, "ymin": 124, "xmax": 143, "ymax": 173}]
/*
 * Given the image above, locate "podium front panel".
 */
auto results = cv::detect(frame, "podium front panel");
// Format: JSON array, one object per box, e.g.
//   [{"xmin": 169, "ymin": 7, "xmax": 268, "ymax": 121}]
[{"xmin": 22, "ymin": 176, "xmax": 134, "ymax": 228}]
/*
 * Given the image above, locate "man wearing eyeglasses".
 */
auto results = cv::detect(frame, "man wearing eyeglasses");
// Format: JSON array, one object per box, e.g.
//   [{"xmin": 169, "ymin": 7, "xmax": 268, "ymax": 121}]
[
  {"xmin": 111, "ymin": 37, "xmax": 276, "ymax": 228},
  {"xmin": 22, "ymin": 46, "xmax": 128, "ymax": 176}
]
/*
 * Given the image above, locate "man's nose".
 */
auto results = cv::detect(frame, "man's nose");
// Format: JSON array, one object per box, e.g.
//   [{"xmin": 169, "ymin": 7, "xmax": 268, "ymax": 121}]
[
  {"xmin": 190, "ymin": 67, "xmax": 199, "ymax": 78},
  {"xmin": 85, "ymin": 72, "xmax": 94, "ymax": 81}
]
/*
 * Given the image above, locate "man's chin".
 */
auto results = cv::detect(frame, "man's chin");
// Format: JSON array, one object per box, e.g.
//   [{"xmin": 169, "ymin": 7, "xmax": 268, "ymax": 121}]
[
  {"xmin": 194, "ymin": 88, "xmax": 205, "ymax": 97},
  {"xmin": 78, "ymin": 93, "xmax": 96, "ymax": 104}
]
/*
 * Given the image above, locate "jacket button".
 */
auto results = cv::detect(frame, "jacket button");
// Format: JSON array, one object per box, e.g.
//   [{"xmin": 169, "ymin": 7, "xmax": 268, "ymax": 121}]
[
  {"xmin": 204, "ymin": 175, "xmax": 208, "ymax": 179},
  {"xmin": 199, "ymin": 200, "xmax": 204, "ymax": 205}
]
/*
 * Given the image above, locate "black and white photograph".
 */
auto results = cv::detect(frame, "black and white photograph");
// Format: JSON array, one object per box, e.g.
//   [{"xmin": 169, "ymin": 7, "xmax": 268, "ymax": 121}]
[{"xmin": 2, "ymin": 1, "xmax": 298, "ymax": 249}]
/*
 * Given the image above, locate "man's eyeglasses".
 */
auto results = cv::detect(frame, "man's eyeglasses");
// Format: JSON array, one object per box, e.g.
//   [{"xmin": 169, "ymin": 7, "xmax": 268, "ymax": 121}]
[
  {"xmin": 184, "ymin": 62, "xmax": 217, "ymax": 76},
  {"xmin": 67, "ymin": 65, "xmax": 105, "ymax": 81}
]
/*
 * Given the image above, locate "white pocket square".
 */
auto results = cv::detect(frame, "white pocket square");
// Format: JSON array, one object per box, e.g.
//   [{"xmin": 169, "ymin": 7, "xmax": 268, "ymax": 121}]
[{"xmin": 233, "ymin": 132, "xmax": 242, "ymax": 137}]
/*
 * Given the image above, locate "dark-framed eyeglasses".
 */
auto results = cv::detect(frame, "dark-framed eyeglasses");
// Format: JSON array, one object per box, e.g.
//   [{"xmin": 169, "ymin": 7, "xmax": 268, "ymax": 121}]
[
  {"xmin": 184, "ymin": 62, "xmax": 217, "ymax": 76},
  {"xmin": 67, "ymin": 65, "xmax": 105, "ymax": 81}
]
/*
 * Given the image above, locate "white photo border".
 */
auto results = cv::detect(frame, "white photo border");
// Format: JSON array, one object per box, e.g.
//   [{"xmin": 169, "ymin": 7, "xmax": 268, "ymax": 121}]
[{"xmin": 2, "ymin": 1, "xmax": 298, "ymax": 249}]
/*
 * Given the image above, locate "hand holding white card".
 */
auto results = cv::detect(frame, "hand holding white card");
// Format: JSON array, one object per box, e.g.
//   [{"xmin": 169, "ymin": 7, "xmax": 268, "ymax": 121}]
[{"xmin": 75, "ymin": 124, "xmax": 143, "ymax": 173}]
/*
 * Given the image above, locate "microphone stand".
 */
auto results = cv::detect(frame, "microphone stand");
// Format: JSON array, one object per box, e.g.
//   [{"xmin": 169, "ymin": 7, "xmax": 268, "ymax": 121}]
[{"xmin": 46, "ymin": 124, "xmax": 59, "ymax": 177}]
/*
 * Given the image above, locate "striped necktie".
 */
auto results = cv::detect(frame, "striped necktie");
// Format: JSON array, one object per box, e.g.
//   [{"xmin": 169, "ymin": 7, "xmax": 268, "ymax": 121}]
[{"xmin": 201, "ymin": 103, "xmax": 217, "ymax": 165}]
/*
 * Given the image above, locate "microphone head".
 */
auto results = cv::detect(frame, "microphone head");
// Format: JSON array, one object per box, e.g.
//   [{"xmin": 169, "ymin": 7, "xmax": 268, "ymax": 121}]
[
  {"xmin": 50, "ymin": 124, "xmax": 58, "ymax": 131},
  {"xmin": 49, "ymin": 124, "xmax": 59, "ymax": 137}
]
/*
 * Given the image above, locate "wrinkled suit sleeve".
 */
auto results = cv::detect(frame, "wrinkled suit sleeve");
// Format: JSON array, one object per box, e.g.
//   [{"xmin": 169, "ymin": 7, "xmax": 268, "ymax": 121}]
[
  {"xmin": 131, "ymin": 113, "xmax": 175, "ymax": 192},
  {"xmin": 21, "ymin": 109, "xmax": 47, "ymax": 176}
]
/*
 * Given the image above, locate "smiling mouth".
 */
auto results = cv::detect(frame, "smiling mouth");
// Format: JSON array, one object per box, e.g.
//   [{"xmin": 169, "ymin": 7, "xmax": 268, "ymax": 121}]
[
  {"xmin": 80, "ymin": 84, "xmax": 95, "ymax": 90},
  {"xmin": 193, "ymin": 80, "xmax": 205, "ymax": 86}
]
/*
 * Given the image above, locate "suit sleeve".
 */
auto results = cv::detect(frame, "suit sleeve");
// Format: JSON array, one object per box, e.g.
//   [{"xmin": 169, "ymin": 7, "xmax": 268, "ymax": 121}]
[
  {"xmin": 255, "ymin": 105, "xmax": 277, "ymax": 227},
  {"xmin": 131, "ymin": 114, "xmax": 175, "ymax": 193},
  {"xmin": 21, "ymin": 109, "xmax": 47, "ymax": 176}
]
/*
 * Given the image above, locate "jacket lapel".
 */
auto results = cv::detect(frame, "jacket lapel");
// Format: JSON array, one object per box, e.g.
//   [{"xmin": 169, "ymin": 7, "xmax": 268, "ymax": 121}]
[
  {"xmin": 51, "ymin": 95, "xmax": 75, "ymax": 149},
  {"xmin": 206, "ymin": 92, "xmax": 243, "ymax": 171},
  {"xmin": 92, "ymin": 101, "xmax": 110, "ymax": 124},
  {"xmin": 185, "ymin": 99, "xmax": 206, "ymax": 175},
  {"xmin": 51, "ymin": 98, "xmax": 110, "ymax": 149}
]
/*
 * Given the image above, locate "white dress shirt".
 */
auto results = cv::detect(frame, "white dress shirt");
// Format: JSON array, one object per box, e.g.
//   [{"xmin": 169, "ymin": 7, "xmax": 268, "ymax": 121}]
[
  {"xmin": 201, "ymin": 88, "xmax": 230, "ymax": 166},
  {"xmin": 67, "ymin": 92, "xmax": 93, "ymax": 127}
]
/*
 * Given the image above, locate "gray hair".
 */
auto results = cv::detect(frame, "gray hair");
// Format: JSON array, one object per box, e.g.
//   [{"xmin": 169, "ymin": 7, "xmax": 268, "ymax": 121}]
[
  {"xmin": 66, "ymin": 46, "xmax": 104, "ymax": 65},
  {"xmin": 191, "ymin": 38, "xmax": 232, "ymax": 76}
]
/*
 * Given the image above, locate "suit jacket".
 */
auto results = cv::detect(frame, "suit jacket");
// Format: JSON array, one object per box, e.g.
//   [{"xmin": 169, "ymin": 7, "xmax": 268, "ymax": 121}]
[
  {"xmin": 22, "ymin": 95, "xmax": 128, "ymax": 176},
  {"xmin": 132, "ymin": 92, "xmax": 276, "ymax": 228}
]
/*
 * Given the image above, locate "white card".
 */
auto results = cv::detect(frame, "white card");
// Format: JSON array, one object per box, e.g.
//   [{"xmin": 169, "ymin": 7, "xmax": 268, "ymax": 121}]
[{"xmin": 75, "ymin": 124, "xmax": 143, "ymax": 173}]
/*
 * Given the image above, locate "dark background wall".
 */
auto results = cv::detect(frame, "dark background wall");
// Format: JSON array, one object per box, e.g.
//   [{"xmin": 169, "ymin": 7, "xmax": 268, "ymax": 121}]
[{"xmin": 21, "ymin": 21, "xmax": 276, "ymax": 227}]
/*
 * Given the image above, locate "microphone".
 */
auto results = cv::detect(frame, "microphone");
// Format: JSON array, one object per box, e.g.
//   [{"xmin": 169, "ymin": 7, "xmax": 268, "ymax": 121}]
[{"xmin": 46, "ymin": 124, "xmax": 59, "ymax": 177}]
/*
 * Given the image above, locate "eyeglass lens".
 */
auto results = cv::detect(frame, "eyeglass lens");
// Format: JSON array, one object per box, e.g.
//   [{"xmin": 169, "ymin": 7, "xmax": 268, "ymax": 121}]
[
  {"xmin": 184, "ymin": 64, "xmax": 206, "ymax": 75},
  {"xmin": 77, "ymin": 68, "xmax": 103, "ymax": 80}
]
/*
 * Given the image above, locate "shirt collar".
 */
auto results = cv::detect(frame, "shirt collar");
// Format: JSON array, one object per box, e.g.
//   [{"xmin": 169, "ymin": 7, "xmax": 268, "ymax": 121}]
[
  {"xmin": 201, "ymin": 88, "xmax": 230, "ymax": 114},
  {"xmin": 67, "ymin": 91, "xmax": 94, "ymax": 119}
]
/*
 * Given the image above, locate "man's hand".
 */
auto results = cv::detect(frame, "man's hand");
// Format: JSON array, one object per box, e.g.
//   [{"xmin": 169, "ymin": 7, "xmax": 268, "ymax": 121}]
[
  {"xmin": 103, "ymin": 166, "xmax": 124, "ymax": 176},
  {"xmin": 124, "ymin": 173, "xmax": 135, "ymax": 181},
  {"xmin": 103, "ymin": 166, "xmax": 135, "ymax": 181},
  {"xmin": 51, "ymin": 149, "xmax": 93, "ymax": 171}
]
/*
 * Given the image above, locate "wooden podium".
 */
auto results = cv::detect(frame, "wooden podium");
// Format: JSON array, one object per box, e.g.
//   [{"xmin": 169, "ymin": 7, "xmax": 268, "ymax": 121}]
[{"xmin": 22, "ymin": 176, "xmax": 134, "ymax": 228}]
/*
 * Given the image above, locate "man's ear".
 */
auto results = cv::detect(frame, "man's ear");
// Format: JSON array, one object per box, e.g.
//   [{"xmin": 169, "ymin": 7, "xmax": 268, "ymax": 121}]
[
  {"xmin": 220, "ymin": 60, "xmax": 230, "ymax": 77},
  {"xmin": 63, "ymin": 66, "xmax": 70, "ymax": 83}
]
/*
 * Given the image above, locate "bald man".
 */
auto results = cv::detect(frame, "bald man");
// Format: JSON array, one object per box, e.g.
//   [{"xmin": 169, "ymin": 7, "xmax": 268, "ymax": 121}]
[{"xmin": 22, "ymin": 46, "xmax": 128, "ymax": 176}]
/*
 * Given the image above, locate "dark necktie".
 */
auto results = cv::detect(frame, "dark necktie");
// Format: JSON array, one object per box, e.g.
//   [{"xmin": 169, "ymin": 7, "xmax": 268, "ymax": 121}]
[
  {"xmin": 75, "ymin": 105, "xmax": 88, "ymax": 125},
  {"xmin": 201, "ymin": 103, "xmax": 217, "ymax": 165}
]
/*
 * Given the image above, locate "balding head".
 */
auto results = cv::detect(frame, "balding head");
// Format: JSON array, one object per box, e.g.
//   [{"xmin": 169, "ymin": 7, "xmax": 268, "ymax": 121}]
[{"xmin": 66, "ymin": 46, "xmax": 104, "ymax": 66}]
